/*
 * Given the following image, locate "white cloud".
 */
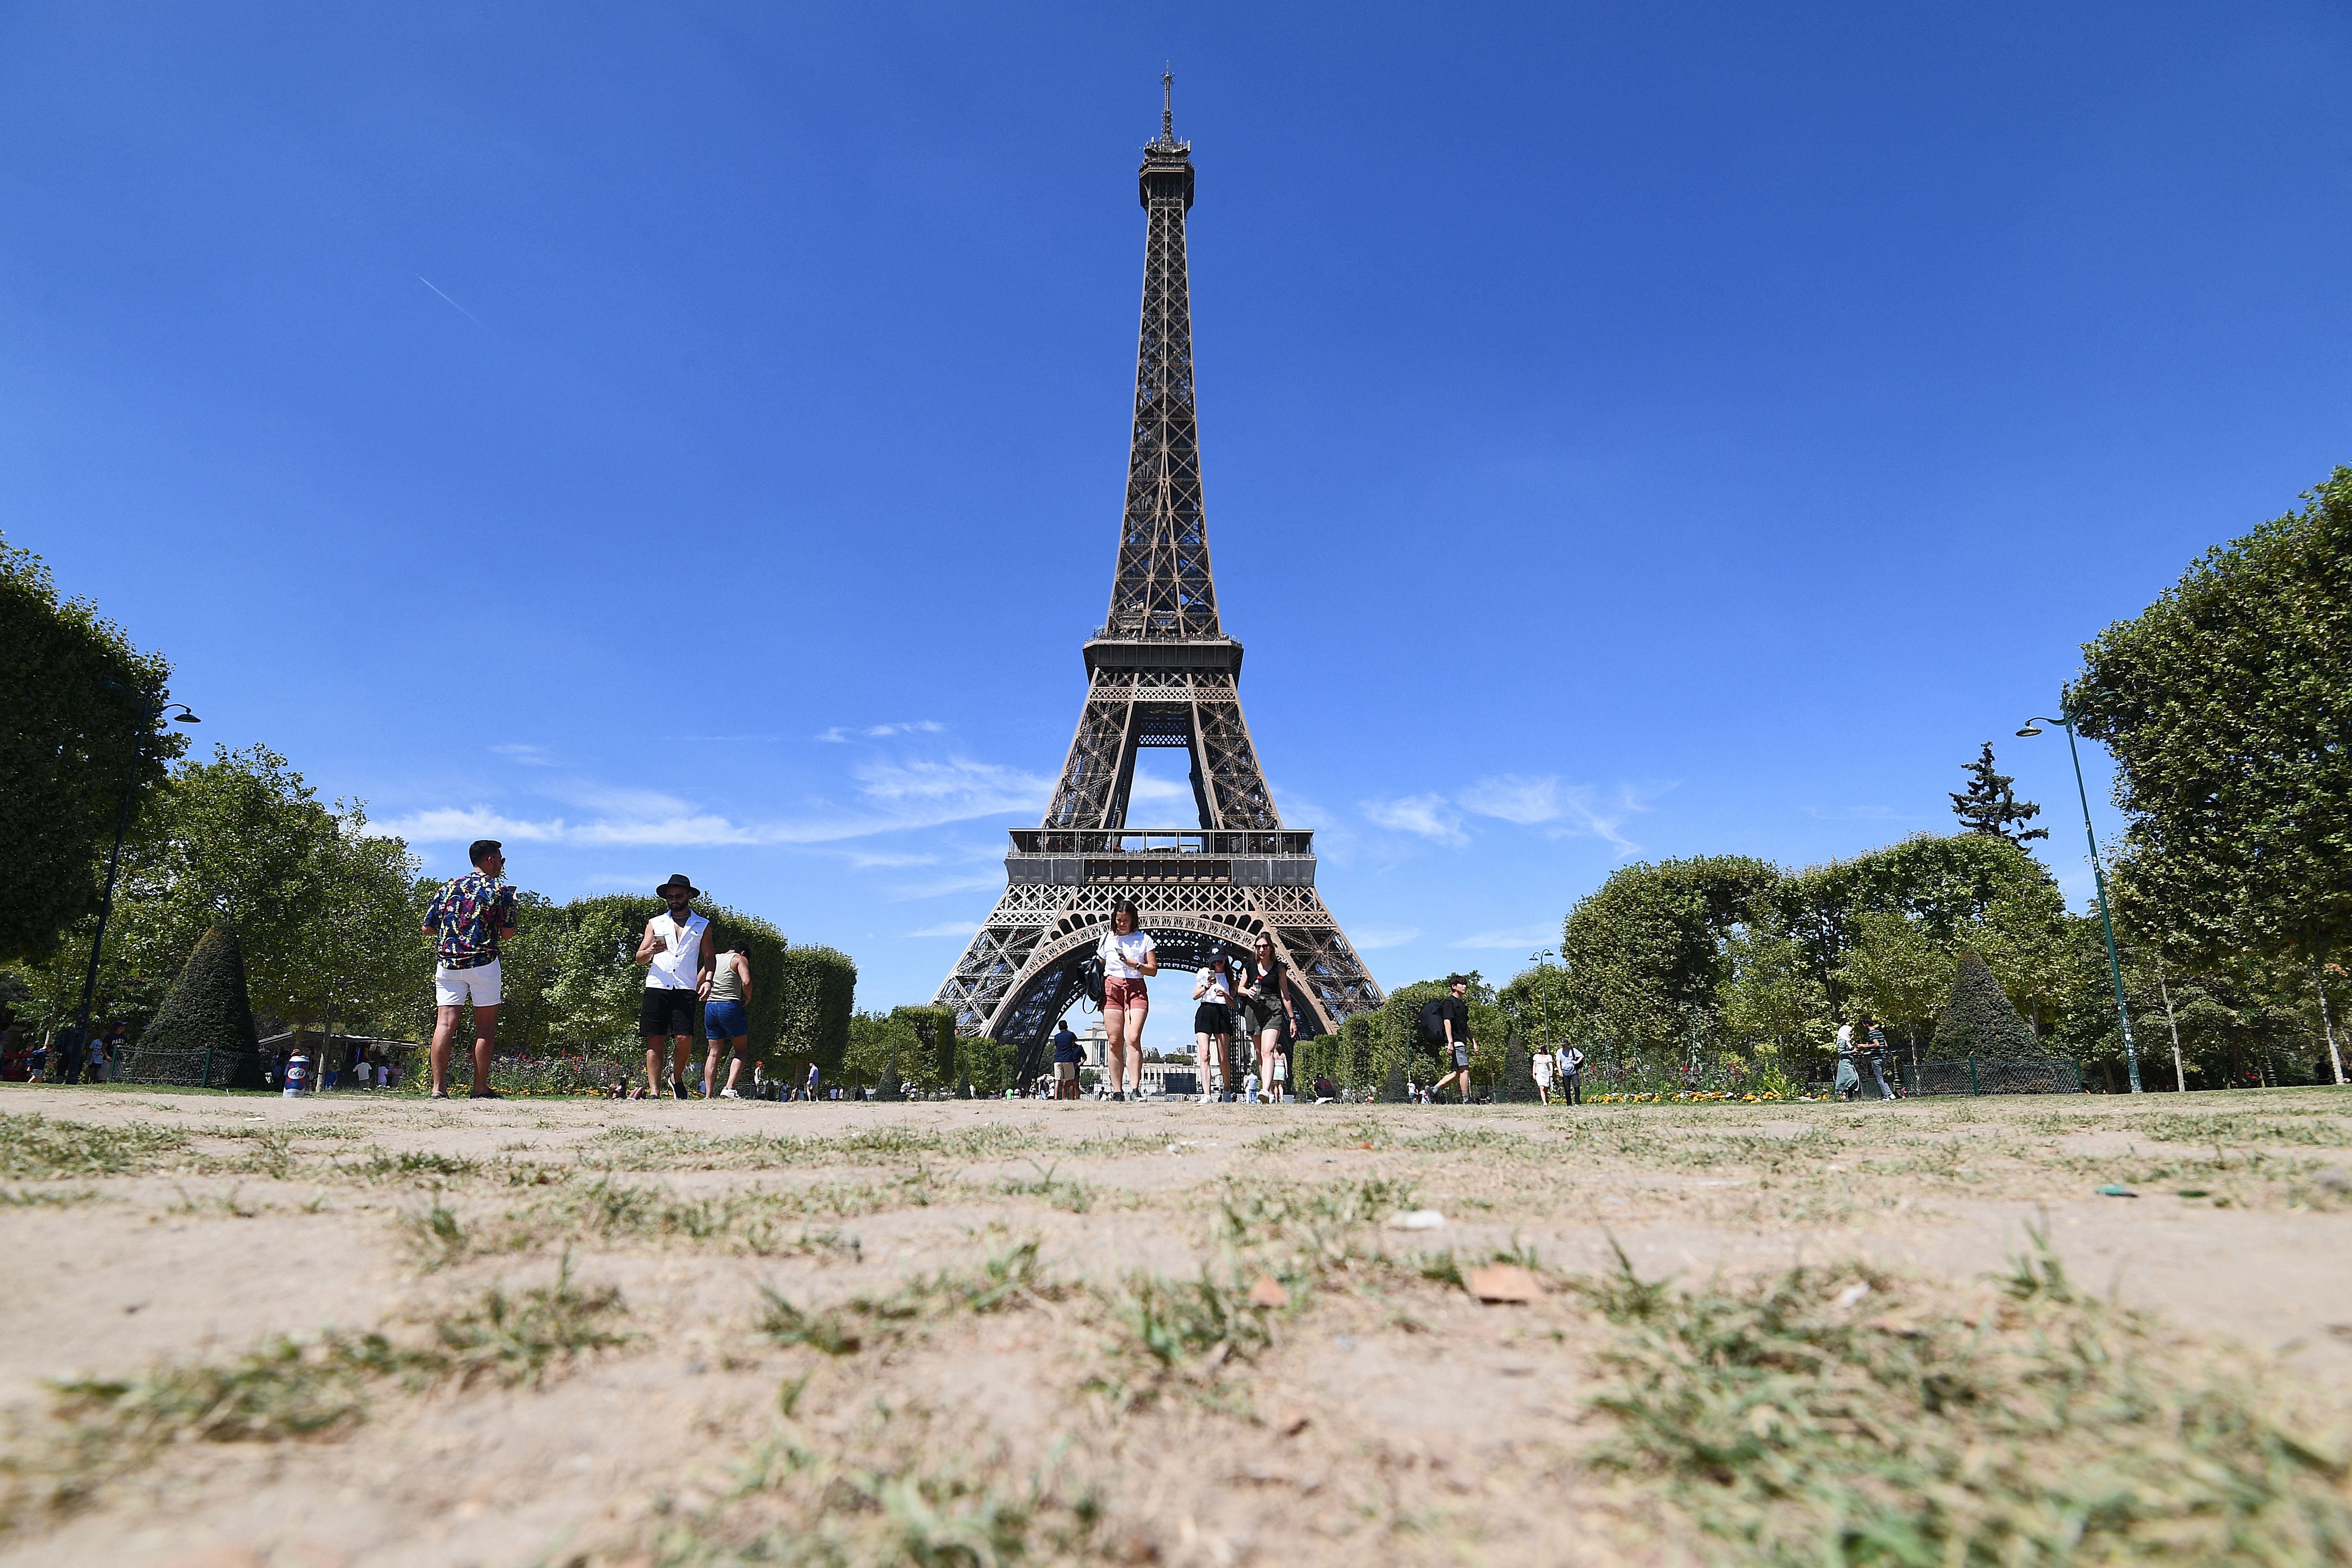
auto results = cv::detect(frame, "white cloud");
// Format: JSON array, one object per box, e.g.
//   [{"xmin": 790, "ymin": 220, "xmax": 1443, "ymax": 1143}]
[
  {"xmin": 378, "ymin": 755, "xmax": 1053, "ymax": 850},
  {"xmin": 1457, "ymin": 774, "xmax": 1559, "ymax": 825},
  {"xmin": 1348, "ymin": 925, "xmax": 1423, "ymax": 951},
  {"xmin": 1450, "ymin": 923, "xmax": 1560, "ymax": 950},
  {"xmin": 906, "ymin": 920, "xmax": 982, "ymax": 939},
  {"xmin": 491, "ymin": 743, "xmax": 555, "ymax": 766},
  {"xmin": 819, "ymin": 720, "xmax": 947, "ymax": 742},
  {"xmin": 1360, "ymin": 794, "xmax": 1467, "ymax": 847}
]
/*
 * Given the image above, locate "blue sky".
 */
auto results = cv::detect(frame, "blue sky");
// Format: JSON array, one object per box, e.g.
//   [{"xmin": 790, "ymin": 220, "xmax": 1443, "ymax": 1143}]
[{"xmin": 8, "ymin": 3, "xmax": 2349, "ymax": 1056}]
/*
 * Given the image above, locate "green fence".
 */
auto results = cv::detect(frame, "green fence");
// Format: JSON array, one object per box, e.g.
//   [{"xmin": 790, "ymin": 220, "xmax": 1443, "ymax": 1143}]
[{"xmin": 1902, "ymin": 1056, "xmax": 2082, "ymax": 1096}]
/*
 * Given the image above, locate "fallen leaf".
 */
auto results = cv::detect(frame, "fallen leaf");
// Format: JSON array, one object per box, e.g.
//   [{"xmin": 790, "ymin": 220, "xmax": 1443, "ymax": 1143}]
[
  {"xmin": 1248, "ymin": 1275, "xmax": 1290, "ymax": 1309},
  {"xmin": 1465, "ymin": 1264, "xmax": 1542, "ymax": 1304},
  {"xmin": 1277, "ymin": 1409, "xmax": 1311, "ymax": 1436}
]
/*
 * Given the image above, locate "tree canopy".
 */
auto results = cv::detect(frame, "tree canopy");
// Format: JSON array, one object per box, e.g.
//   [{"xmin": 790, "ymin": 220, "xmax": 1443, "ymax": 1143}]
[
  {"xmin": 1950, "ymin": 742, "xmax": 2048, "ymax": 843},
  {"xmin": 0, "ymin": 537, "xmax": 183, "ymax": 964},
  {"xmin": 2071, "ymin": 466, "xmax": 2352, "ymax": 966}
]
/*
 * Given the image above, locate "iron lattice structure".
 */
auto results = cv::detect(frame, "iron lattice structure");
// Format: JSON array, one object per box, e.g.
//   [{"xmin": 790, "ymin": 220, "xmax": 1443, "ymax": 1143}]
[{"xmin": 934, "ymin": 80, "xmax": 1386, "ymax": 1083}]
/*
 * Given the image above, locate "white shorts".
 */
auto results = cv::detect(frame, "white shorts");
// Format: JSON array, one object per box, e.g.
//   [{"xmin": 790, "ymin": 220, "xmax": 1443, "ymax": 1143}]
[
  {"xmin": 1533, "ymin": 1057, "xmax": 1554, "ymax": 1085},
  {"xmin": 434, "ymin": 958, "xmax": 502, "ymax": 1007}
]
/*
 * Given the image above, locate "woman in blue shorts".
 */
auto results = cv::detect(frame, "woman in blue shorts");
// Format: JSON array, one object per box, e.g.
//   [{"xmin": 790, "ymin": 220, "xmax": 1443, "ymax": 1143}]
[{"xmin": 702, "ymin": 932, "xmax": 754, "ymax": 1099}]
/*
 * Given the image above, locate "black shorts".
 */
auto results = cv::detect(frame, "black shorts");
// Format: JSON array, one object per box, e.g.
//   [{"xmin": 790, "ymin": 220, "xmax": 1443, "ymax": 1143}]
[
  {"xmin": 1193, "ymin": 1002, "xmax": 1231, "ymax": 1035},
  {"xmin": 639, "ymin": 987, "xmax": 695, "ymax": 1039}
]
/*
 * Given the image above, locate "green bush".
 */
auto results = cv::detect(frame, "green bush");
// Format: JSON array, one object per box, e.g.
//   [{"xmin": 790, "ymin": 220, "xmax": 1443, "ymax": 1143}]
[
  {"xmin": 1932, "ymin": 948, "xmax": 2041, "ymax": 1059},
  {"xmin": 774, "ymin": 945, "xmax": 856, "ymax": 1076},
  {"xmin": 126, "ymin": 921, "xmax": 262, "ymax": 1086}
]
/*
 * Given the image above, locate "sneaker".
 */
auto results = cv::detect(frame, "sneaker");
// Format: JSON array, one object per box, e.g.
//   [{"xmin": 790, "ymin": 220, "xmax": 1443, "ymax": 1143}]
[
  {"xmin": 672, "ymin": 1079, "xmax": 688, "ymax": 1100},
  {"xmin": 719, "ymin": 1087, "xmax": 740, "ymax": 1099},
  {"xmin": 468, "ymin": 1087, "xmax": 503, "ymax": 1100}
]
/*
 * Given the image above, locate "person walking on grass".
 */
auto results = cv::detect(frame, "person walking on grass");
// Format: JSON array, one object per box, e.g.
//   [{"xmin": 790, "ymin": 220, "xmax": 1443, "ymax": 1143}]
[
  {"xmin": 701, "ymin": 930, "xmax": 753, "ymax": 1099},
  {"xmin": 421, "ymin": 838, "xmax": 520, "ymax": 1100},
  {"xmin": 1051, "ymin": 1018, "xmax": 1083, "ymax": 1100},
  {"xmin": 1237, "ymin": 935, "xmax": 1298, "ymax": 1103},
  {"xmin": 1097, "ymin": 898, "xmax": 1157, "ymax": 1102},
  {"xmin": 1834, "ymin": 1021, "xmax": 1861, "ymax": 1100},
  {"xmin": 1558, "ymin": 1042, "xmax": 1585, "ymax": 1106},
  {"xmin": 636, "ymin": 874, "xmax": 713, "ymax": 1100},
  {"xmin": 1858, "ymin": 1013, "xmax": 1897, "ymax": 1101},
  {"xmin": 1532, "ymin": 1036, "xmax": 1555, "ymax": 1105},
  {"xmin": 1192, "ymin": 953, "xmax": 1235, "ymax": 1103},
  {"xmin": 1429, "ymin": 975, "xmax": 1475, "ymax": 1104}
]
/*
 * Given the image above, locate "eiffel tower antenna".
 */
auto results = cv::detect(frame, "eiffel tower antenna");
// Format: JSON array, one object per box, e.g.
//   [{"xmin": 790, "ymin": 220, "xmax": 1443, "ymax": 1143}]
[{"xmin": 934, "ymin": 86, "xmax": 1386, "ymax": 1086}]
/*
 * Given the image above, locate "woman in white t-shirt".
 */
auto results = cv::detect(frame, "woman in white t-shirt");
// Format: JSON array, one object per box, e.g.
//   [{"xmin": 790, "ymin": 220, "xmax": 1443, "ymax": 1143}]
[
  {"xmin": 1097, "ymin": 898, "xmax": 1157, "ymax": 1101},
  {"xmin": 1192, "ymin": 953, "xmax": 1234, "ymax": 1102}
]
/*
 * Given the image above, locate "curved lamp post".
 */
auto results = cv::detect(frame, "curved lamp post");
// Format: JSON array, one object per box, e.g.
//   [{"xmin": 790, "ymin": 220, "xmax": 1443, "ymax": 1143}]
[
  {"xmin": 73, "ymin": 689, "xmax": 200, "ymax": 1048},
  {"xmin": 2017, "ymin": 712, "xmax": 2141, "ymax": 1093}
]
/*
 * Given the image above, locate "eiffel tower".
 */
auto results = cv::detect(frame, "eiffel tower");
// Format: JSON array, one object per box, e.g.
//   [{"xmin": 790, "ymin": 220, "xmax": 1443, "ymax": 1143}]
[{"xmin": 934, "ymin": 76, "xmax": 1386, "ymax": 1081}]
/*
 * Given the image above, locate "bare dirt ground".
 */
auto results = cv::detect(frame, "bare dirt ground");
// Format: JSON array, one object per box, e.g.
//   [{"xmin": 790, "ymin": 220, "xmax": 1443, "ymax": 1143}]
[{"xmin": 4, "ymin": 1083, "xmax": 2351, "ymax": 1568}]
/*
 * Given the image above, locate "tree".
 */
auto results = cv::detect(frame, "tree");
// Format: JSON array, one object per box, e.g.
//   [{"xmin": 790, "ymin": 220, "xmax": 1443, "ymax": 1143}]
[
  {"xmin": 1560, "ymin": 855, "xmax": 1782, "ymax": 1062},
  {"xmin": 1832, "ymin": 911, "xmax": 1954, "ymax": 1053},
  {"xmin": 774, "ymin": 945, "xmax": 856, "ymax": 1074},
  {"xmin": 1949, "ymin": 742, "xmax": 2048, "ymax": 843},
  {"xmin": 1931, "ymin": 950, "xmax": 2039, "ymax": 1060},
  {"xmin": 2069, "ymin": 467, "xmax": 2352, "ymax": 973},
  {"xmin": 1720, "ymin": 929, "xmax": 1828, "ymax": 1089},
  {"xmin": 127, "ymin": 921, "xmax": 262, "ymax": 1086},
  {"xmin": 0, "ymin": 538, "xmax": 183, "ymax": 964}
]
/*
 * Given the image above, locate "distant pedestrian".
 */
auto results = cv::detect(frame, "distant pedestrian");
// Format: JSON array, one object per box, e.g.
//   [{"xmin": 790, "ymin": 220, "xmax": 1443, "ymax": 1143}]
[
  {"xmin": 1834, "ymin": 1023, "xmax": 1861, "ymax": 1100},
  {"xmin": 420, "ymin": 838, "xmax": 520, "ymax": 1100},
  {"xmin": 1859, "ymin": 1013, "xmax": 1896, "ymax": 1101},
  {"xmin": 1241, "ymin": 1067, "xmax": 1259, "ymax": 1104},
  {"xmin": 1192, "ymin": 954, "xmax": 1235, "ymax": 1103},
  {"xmin": 702, "ymin": 930, "xmax": 753, "ymax": 1099},
  {"xmin": 1237, "ymin": 936, "xmax": 1298, "ymax": 1101},
  {"xmin": 1532, "ymin": 1039, "xmax": 1555, "ymax": 1104},
  {"xmin": 80, "ymin": 1026, "xmax": 107, "ymax": 1085},
  {"xmin": 1559, "ymin": 1043, "xmax": 1585, "ymax": 1106},
  {"xmin": 635, "ymin": 874, "xmax": 713, "ymax": 1099},
  {"xmin": 805, "ymin": 1061, "xmax": 820, "ymax": 1102},
  {"xmin": 1429, "ymin": 975, "xmax": 1475, "ymax": 1104},
  {"xmin": 1051, "ymin": 1019, "xmax": 1083, "ymax": 1100},
  {"xmin": 103, "ymin": 1021, "xmax": 130, "ymax": 1082},
  {"xmin": 1097, "ymin": 899, "xmax": 1157, "ymax": 1102}
]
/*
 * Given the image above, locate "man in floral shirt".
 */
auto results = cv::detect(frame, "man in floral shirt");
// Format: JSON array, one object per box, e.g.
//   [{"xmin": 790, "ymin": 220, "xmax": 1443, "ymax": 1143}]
[{"xmin": 421, "ymin": 838, "xmax": 520, "ymax": 1100}]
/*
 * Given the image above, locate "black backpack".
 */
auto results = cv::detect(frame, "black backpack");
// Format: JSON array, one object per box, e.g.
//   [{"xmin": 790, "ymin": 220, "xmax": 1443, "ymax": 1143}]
[
  {"xmin": 1417, "ymin": 997, "xmax": 1450, "ymax": 1047},
  {"xmin": 1078, "ymin": 953, "xmax": 1106, "ymax": 1008}
]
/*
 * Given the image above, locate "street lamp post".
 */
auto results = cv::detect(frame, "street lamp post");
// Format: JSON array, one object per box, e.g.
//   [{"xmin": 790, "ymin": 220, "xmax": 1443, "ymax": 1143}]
[
  {"xmin": 2017, "ymin": 710, "xmax": 2141, "ymax": 1093},
  {"xmin": 71, "ymin": 691, "xmax": 199, "ymax": 1055},
  {"xmin": 1529, "ymin": 948, "xmax": 1557, "ymax": 1052}
]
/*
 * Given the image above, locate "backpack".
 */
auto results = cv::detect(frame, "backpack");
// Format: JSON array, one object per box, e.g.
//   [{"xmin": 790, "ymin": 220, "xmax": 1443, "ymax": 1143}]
[
  {"xmin": 1078, "ymin": 953, "xmax": 1106, "ymax": 1008},
  {"xmin": 1416, "ymin": 997, "xmax": 1450, "ymax": 1047}
]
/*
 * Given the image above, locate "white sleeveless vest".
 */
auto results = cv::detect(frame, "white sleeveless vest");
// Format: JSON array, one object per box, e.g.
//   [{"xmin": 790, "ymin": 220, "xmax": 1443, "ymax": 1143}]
[{"xmin": 646, "ymin": 912, "xmax": 707, "ymax": 991}]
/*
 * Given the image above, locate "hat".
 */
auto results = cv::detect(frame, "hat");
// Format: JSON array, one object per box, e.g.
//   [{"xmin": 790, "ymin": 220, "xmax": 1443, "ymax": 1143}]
[{"xmin": 656, "ymin": 874, "xmax": 702, "ymax": 898}]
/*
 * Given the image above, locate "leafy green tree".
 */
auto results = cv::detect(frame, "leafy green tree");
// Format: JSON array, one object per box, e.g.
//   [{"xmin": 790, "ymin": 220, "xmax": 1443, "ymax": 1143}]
[
  {"xmin": 2070, "ymin": 467, "xmax": 2352, "ymax": 981},
  {"xmin": 1778, "ymin": 833, "xmax": 2055, "ymax": 996},
  {"xmin": 1932, "ymin": 950, "xmax": 2039, "ymax": 1059},
  {"xmin": 1560, "ymin": 855, "xmax": 1781, "ymax": 1064},
  {"xmin": 0, "ymin": 538, "xmax": 184, "ymax": 964},
  {"xmin": 1832, "ymin": 911, "xmax": 1953, "ymax": 1054},
  {"xmin": 127, "ymin": 921, "xmax": 262, "ymax": 1086},
  {"xmin": 1961, "ymin": 882, "xmax": 2080, "ymax": 1037},
  {"xmin": 773, "ymin": 944, "xmax": 856, "ymax": 1075},
  {"xmin": 1720, "ymin": 929, "xmax": 1830, "ymax": 1083},
  {"xmin": 1949, "ymin": 742, "xmax": 2048, "ymax": 843}
]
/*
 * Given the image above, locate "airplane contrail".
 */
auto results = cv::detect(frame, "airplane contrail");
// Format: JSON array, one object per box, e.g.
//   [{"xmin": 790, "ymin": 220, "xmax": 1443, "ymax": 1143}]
[{"xmin": 417, "ymin": 275, "xmax": 482, "ymax": 324}]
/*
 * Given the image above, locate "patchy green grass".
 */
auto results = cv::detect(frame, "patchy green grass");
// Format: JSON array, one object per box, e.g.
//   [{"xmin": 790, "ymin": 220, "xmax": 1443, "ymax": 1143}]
[
  {"xmin": 0, "ymin": 1186, "xmax": 105, "ymax": 1208},
  {"xmin": 399, "ymin": 1179, "xmax": 873, "ymax": 1266},
  {"xmin": 991, "ymin": 1162, "xmax": 1097, "ymax": 1213},
  {"xmin": 759, "ymin": 1239, "xmax": 1059, "ymax": 1357},
  {"xmin": 1214, "ymin": 1173, "xmax": 1416, "ymax": 1286},
  {"xmin": 1577, "ymin": 1238, "xmax": 2352, "ymax": 1566},
  {"xmin": 0, "ymin": 1114, "xmax": 192, "ymax": 1179}
]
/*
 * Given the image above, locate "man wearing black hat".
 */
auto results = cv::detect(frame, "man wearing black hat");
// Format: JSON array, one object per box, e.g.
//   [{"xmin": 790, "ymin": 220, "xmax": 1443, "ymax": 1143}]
[{"xmin": 634, "ymin": 874, "xmax": 713, "ymax": 1099}]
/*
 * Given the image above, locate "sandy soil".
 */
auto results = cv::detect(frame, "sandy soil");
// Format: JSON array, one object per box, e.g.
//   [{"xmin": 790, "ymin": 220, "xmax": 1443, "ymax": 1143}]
[{"xmin": 2, "ymin": 1083, "xmax": 2348, "ymax": 1567}]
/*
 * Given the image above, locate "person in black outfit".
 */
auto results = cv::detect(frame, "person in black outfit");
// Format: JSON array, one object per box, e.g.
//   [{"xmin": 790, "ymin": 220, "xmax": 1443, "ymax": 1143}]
[{"xmin": 1429, "ymin": 975, "xmax": 1474, "ymax": 1104}]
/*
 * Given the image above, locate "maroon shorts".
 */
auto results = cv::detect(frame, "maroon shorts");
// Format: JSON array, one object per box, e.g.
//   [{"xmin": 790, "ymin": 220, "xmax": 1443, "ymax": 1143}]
[{"xmin": 1103, "ymin": 977, "xmax": 1149, "ymax": 1014}]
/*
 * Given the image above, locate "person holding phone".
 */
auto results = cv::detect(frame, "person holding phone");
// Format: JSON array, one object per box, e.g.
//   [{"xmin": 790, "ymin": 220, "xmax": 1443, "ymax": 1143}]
[
  {"xmin": 1238, "ymin": 936, "xmax": 1299, "ymax": 1099},
  {"xmin": 1097, "ymin": 898, "xmax": 1157, "ymax": 1101},
  {"xmin": 1192, "ymin": 953, "xmax": 1235, "ymax": 1103}
]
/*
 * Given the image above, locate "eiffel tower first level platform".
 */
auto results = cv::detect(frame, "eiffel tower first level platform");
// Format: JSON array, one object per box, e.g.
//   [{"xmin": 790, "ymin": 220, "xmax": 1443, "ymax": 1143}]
[{"xmin": 933, "ymin": 76, "xmax": 1386, "ymax": 1082}]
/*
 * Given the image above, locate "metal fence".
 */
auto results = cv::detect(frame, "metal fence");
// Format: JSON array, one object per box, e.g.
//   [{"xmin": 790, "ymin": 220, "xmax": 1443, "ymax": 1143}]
[{"xmin": 1903, "ymin": 1056, "xmax": 2082, "ymax": 1096}]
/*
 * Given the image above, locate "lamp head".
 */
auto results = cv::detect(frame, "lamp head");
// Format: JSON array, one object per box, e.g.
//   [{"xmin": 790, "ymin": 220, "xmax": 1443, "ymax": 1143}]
[{"xmin": 2015, "ymin": 724, "xmax": 2043, "ymax": 738}]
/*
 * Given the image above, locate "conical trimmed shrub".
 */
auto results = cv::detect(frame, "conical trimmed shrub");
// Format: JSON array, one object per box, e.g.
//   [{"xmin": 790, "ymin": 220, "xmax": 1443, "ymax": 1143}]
[
  {"xmin": 1500, "ymin": 1032, "xmax": 1540, "ymax": 1102},
  {"xmin": 1931, "ymin": 949, "xmax": 2039, "ymax": 1060},
  {"xmin": 128, "ymin": 921, "xmax": 261, "ymax": 1086},
  {"xmin": 1383, "ymin": 1059, "xmax": 1407, "ymax": 1103}
]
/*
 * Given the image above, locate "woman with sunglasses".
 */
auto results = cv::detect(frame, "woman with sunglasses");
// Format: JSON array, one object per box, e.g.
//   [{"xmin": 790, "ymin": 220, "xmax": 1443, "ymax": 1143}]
[
  {"xmin": 1238, "ymin": 935, "xmax": 1298, "ymax": 1098},
  {"xmin": 1097, "ymin": 898, "xmax": 1157, "ymax": 1101}
]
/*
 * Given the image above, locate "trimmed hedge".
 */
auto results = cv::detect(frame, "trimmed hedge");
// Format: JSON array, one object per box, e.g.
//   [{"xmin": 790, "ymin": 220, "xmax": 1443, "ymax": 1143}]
[
  {"xmin": 1931, "ymin": 948, "xmax": 2040, "ymax": 1060},
  {"xmin": 127, "ymin": 921, "xmax": 263, "ymax": 1087}
]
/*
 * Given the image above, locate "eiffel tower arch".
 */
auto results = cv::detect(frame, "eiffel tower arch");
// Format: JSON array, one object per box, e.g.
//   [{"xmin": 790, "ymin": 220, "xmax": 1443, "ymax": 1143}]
[{"xmin": 934, "ymin": 78, "xmax": 1386, "ymax": 1083}]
